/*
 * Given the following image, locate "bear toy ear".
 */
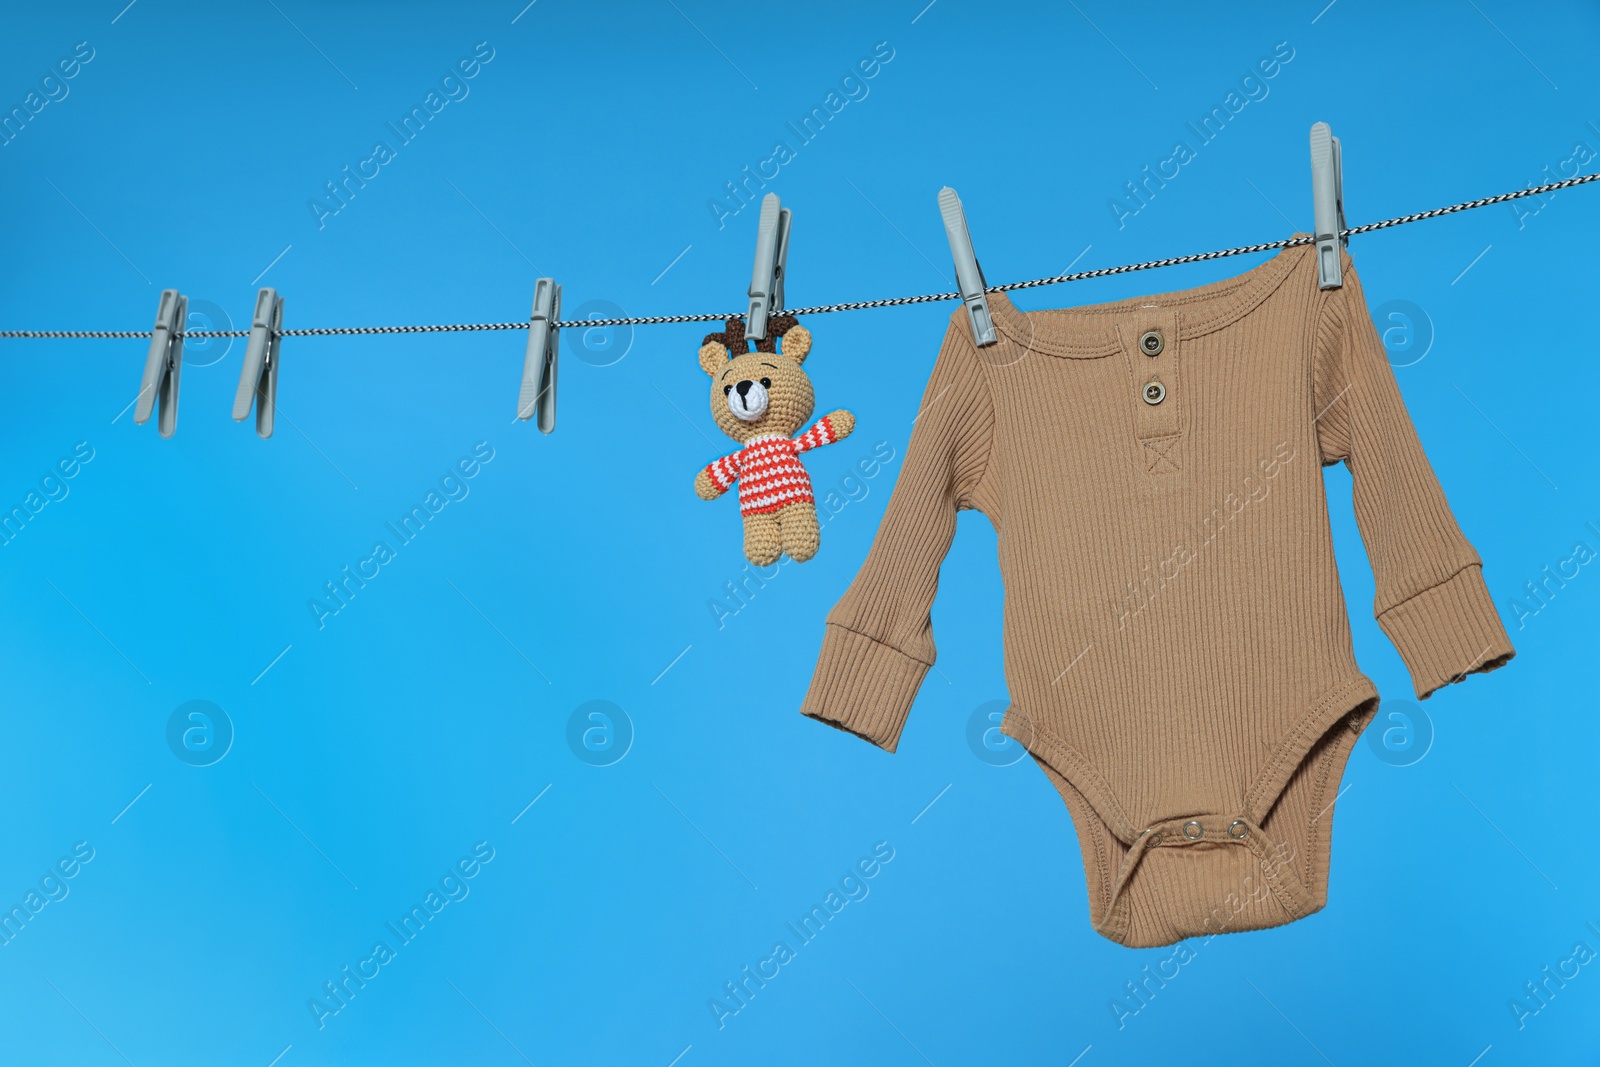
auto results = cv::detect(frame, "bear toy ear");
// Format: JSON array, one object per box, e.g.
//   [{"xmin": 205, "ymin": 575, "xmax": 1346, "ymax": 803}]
[
  {"xmin": 698, "ymin": 341, "xmax": 730, "ymax": 377},
  {"xmin": 780, "ymin": 324, "xmax": 812, "ymax": 365}
]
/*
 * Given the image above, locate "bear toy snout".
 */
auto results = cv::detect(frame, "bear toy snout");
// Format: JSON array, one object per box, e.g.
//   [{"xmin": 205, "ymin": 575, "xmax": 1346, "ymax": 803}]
[{"xmin": 727, "ymin": 379, "xmax": 770, "ymax": 421}]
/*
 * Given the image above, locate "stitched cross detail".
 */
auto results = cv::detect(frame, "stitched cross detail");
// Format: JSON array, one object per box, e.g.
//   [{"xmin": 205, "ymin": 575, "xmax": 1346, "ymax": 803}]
[{"xmin": 1142, "ymin": 434, "xmax": 1182, "ymax": 473}]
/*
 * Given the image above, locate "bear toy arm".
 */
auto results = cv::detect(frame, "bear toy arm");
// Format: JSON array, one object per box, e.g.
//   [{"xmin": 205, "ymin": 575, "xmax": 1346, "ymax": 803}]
[
  {"xmin": 696, "ymin": 453, "xmax": 740, "ymax": 500},
  {"xmin": 795, "ymin": 410, "xmax": 855, "ymax": 453},
  {"xmin": 694, "ymin": 467, "xmax": 723, "ymax": 501}
]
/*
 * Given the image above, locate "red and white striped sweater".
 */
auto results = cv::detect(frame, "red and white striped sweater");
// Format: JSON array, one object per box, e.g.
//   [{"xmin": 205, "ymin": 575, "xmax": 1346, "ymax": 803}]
[{"xmin": 704, "ymin": 416, "xmax": 843, "ymax": 516}]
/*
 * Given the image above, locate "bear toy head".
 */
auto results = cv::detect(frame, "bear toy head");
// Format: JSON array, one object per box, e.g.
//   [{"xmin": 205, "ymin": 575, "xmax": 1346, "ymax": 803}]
[{"xmin": 698, "ymin": 316, "xmax": 814, "ymax": 445}]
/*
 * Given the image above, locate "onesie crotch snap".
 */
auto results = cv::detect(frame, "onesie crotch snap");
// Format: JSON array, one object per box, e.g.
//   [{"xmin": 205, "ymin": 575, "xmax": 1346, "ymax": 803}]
[{"xmin": 1095, "ymin": 813, "xmax": 1317, "ymax": 948}]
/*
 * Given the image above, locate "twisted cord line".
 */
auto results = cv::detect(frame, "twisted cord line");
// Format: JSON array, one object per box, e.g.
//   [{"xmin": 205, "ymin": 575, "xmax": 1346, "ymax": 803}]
[{"xmin": 3, "ymin": 171, "xmax": 1594, "ymax": 341}]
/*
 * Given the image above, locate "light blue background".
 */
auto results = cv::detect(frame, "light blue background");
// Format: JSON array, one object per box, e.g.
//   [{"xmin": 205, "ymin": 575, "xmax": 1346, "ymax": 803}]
[{"xmin": 1, "ymin": 2, "xmax": 1597, "ymax": 1064}]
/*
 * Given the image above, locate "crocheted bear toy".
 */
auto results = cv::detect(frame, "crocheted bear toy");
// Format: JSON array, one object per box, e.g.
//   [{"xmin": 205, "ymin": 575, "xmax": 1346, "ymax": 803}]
[{"xmin": 694, "ymin": 316, "xmax": 855, "ymax": 565}]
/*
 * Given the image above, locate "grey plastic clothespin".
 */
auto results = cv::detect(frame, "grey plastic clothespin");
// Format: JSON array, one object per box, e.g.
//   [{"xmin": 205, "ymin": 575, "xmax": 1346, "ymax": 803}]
[
  {"xmin": 1310, "ymin": 122, "xmax": 1346, "ymax": 290},
  {"xmin": 135, "ymin": 289, "xmax": 186, "ymax": 437},
  {"xmin": 518, "ymin": 278, "xmax": 560, "ymax": 433},
  {"xmin": 745, "ymin": 193, "xmax": 791, "ymax": 341},
  {"xmin": 233, "ymin": 287, "xmax": 282, "ymax": 438},
  {"xmin": 937, "ymin": 187, "xmax": 996, "ymax": 347}
]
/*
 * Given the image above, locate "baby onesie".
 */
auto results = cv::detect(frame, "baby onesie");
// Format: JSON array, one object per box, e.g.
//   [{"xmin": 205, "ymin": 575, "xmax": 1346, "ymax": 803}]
[{"xmin": 799, "ymin": 240, "xmax": 1514, "ymax": 948}]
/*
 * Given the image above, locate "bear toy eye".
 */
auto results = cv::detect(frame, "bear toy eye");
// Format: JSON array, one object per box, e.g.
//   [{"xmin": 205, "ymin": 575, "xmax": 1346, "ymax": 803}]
[
  {"xmin": 723, "ymin": 385, "xmax": 733, "ymax": 396},
  {"xmin": 760, "ymin": 377, "xmax": 771, "ymax": 388}
]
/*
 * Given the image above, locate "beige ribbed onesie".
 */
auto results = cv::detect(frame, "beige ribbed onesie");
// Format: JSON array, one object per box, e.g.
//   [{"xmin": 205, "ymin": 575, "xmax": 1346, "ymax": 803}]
[{"xmin": 800, "ymin": 240, "xmax": 1514, "ymax": 947}]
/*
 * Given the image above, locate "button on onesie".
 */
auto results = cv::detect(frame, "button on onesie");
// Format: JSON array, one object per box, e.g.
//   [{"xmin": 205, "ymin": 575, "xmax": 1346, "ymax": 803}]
[{"xmin": 799, "ymin": 240, "xmax": 1515, "ymax": 947}]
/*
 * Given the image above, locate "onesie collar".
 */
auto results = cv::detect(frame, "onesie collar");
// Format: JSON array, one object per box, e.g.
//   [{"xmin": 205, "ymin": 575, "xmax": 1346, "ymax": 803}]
[{"xmin": 980, "ymin": 236, "xmax": 1313, "ymax": 359}]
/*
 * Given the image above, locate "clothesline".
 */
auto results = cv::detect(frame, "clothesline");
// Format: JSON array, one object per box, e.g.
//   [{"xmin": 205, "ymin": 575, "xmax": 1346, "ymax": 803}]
[{"xmin": 3, "ymin": 170, "xmax": 1597, "ymax": 342}]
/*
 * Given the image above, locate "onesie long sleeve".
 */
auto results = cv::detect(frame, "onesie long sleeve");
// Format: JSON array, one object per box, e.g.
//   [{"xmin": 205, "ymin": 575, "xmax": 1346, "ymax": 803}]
[
  {"xmin": 1313, "ymin": 266, "xmax": 1512, "ymax": 697},
  {"xmin": 800, "ymin": 321, "xmax": 994, "ymax": 752},
  {"xmin": 799, "ymin": 240, "xmax": 1514, "ymax": 947}
]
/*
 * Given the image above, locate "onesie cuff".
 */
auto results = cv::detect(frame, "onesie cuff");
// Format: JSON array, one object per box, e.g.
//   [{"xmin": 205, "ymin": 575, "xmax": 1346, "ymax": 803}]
[
  {"xmin": 800, "ymin": 625, "xmax": 928, "ymax": 753},
  {"xmin": 1377, "ymin": 564, "xmax": 1515, "ymax": 700}
]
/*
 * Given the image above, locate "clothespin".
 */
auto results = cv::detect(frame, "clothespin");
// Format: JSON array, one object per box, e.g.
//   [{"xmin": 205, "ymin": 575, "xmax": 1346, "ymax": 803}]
[
  {"xmin": 1310, "ymin": 122, "xmax": 1346, "ymax": 290},
  {"xmin": 233, "ymin": 287, "xmax": 282, "ymax": 438},
  {"xmin": 937, "ymin": 187, "xmax": 996, "ymax": 347},
  {"xmin": 135, "ymin": 289, "xmax": 186, "ymax": 437},
  {"xmin": 518, "ymin": 278, "xmax": 560, "ymax": 433},
  {"xmin": 745, "ymin": 192, "xmax": 791, "ymax": 342}
]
